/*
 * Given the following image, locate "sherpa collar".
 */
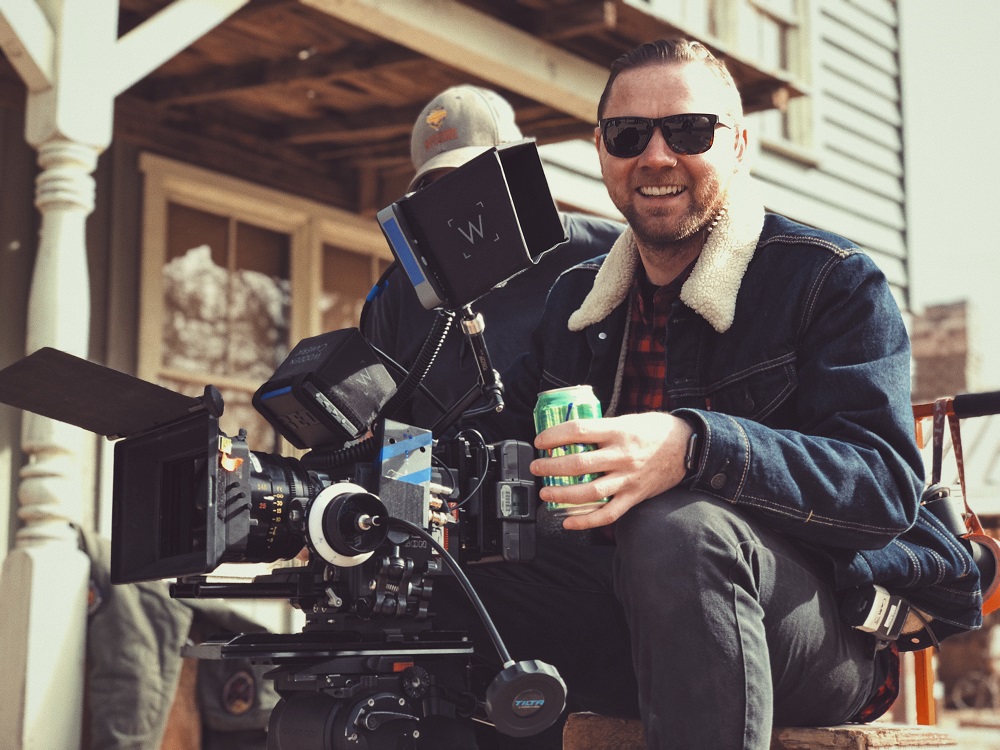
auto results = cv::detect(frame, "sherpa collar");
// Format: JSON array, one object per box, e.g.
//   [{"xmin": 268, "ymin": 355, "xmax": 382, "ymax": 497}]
[{"xmin": 567, "ymin": 174, "xmax": 765, "ymax": 334}]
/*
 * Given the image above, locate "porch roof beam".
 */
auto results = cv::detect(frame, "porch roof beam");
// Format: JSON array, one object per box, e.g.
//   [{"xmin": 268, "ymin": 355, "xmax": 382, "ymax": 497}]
[
  {"xmin": 299, "ymin": 0, "xmax": 607, "ymax": 124},
  {"xmin": 147, "ymin": 44, "xmax": 420, "ymax": 106},
  {"xmin": 0, "ymin": 0, "xmax": 54, "ymax": 91},
  {"xmin": 109, "ymin": 0, "xmax": 253, "ymax": 97}
]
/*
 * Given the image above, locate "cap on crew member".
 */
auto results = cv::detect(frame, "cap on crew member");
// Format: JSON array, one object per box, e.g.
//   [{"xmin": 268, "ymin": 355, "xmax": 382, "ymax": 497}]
[{"xmin": 408, "ymin": 85, "xmax": 524, "ymax": 191}]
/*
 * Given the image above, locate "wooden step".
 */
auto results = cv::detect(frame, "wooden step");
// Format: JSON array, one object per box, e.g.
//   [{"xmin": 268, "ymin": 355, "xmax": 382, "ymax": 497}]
[
  {"xmin": 771, "ymin": 723, "xmax": 957, "ymax": 749},
  {"xmin": 562, "ymin": 713, "xmax": 958, "ymax": 750}
]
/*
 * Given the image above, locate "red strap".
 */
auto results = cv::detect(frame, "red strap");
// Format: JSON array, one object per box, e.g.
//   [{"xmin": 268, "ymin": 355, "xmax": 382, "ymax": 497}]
[
  {"xmin": 930, "ymin": 398, "xmax": 948, "ymax": 485},
  {"xmin": 930, "ymin": 397, "xmax": 986, "ymax": 537},
  {"xmin": 947, "ymin": 409, "xmax": 968, "ymax": 514},
  {"xmin": 922, "ymin": 398, "xmax": 999, "ymax": 614}
]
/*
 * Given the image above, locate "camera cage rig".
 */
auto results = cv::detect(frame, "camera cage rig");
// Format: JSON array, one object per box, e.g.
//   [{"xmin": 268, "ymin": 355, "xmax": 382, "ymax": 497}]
[
  {"xmin": 0, "ymin": 338, "xmax": 564, "ymax": 746},
  {"xmin": 0, "ymin": 141, "xmax": 571, "ymax": 749}
]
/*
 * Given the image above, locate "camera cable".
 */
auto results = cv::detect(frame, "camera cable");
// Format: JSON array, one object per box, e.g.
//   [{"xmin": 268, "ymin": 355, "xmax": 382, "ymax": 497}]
[
  {"xmin": 378, "ymin": 515, "xmax": 512, "ymax": 665},
  {"xmin": 377, "ymin": 308, "xmax": 456, "ymax": 422},
  {"xmin": 444, "ymin": 429, "xmax": 490, "ymax": 511},
  {"xmin": 376, "ymin": 516, "xmax": 568, "ymax": 738}
]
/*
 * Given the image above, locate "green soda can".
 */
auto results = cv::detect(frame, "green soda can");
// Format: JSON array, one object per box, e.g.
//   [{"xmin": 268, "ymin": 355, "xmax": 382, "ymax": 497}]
[{"xmin": 533, "ymin": 385, "xmax": 609, "ymax": 517}]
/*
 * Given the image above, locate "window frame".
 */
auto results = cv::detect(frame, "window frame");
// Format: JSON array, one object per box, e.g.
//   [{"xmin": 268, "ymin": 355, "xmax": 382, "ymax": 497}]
[
  {"xmin": 739, "ymin": 0, "xmax": 820, "ymax": 164},
  {"xmin": 137, "ymin": 153, "xmax": 391, "ymax": 389}
]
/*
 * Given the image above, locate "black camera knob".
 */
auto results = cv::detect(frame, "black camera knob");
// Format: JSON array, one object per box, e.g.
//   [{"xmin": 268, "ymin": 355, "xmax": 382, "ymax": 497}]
[
  {"xmin": 485, "ymin": 660, "xmax": 566, "ymax": 738},
  {"xmin": 399, "ymin": 665, "xmax": 431, "ymax": 700}
]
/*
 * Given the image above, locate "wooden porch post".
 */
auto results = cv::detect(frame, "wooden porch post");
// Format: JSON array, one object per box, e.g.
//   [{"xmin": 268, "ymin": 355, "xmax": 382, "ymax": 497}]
[
  {"xmin": 0, "ymin": 135, "xmax": 97, "ymax": 738},
  {"xmin": 0, "ymin": 0, "xmax": 112, "ymax": 743},
  {"xmin": 0, "ymin": 1, "xmax": 250, "ymax": 747}
]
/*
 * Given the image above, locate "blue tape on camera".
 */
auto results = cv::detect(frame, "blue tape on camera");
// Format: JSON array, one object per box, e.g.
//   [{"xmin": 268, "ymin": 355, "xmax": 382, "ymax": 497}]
[{"xmin": 378, "ymin": 431, "xmax": 433, "ymax": 486}]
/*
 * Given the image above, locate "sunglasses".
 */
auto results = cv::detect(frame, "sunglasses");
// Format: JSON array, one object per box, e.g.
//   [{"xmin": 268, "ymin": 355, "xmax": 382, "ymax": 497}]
[{"xmin": 599, "ymin": 113, "xmax": 730, "ymax": 158}]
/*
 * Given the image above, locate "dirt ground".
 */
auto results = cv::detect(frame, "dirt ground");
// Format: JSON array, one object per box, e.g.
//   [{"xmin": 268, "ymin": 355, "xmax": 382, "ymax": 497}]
[{"xmin": 938, "ymin": 709, "xmax": 1000, "ymax": 749}]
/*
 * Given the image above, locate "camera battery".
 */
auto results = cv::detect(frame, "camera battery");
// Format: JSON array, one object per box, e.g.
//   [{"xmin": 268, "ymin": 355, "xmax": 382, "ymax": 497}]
[{"xmin": 494, "ymin": 441, "xmax": 537, "ymax": 562}]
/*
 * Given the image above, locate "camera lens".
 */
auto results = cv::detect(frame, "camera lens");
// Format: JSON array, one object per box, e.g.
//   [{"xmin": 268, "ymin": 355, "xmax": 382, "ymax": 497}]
[{"xmin": 243, "ymin": 453, "xmax": 316, "ymax": 562}]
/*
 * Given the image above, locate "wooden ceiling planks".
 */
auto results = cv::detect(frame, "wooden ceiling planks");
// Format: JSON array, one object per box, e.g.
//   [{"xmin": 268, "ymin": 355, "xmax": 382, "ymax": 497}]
[{"xmin": 0, "ymin": 0, "xmax": 804, "ymax": 213}]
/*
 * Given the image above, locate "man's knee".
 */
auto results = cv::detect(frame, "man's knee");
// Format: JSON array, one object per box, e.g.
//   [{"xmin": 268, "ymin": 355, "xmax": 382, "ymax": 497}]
[
  {"xmin": 618, "ymin": 489, "xmax": 748, "ymax": 547},
  {"xmin": 613, "ymin": 490, "xmax": 758, "ymax": 586}
]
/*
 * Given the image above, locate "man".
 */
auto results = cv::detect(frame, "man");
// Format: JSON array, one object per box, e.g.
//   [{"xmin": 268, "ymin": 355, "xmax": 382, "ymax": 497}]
[
  {"xmin": 363, "ymin": 84, "xmax": 624, "ymax": 429},
  {"xmin": 446, "ymin": 39, "xmax": 983, "ymax": 749}
]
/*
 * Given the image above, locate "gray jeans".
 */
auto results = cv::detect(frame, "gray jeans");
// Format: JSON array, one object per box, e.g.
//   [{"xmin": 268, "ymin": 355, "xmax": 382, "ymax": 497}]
[{"xmin": 433, "ymin": 490, "xmax": 881, "ymax": 750}]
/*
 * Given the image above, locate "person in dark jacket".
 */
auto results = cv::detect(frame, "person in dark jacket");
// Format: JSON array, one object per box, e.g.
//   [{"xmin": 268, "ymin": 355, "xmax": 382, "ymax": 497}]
[
  {"xmin": 363, "ymin": 84, "xmax": 624, "ymax": 429},
  {"xmin": 428, "ymin": 39, "xmax": 984, "ymax": 750}
]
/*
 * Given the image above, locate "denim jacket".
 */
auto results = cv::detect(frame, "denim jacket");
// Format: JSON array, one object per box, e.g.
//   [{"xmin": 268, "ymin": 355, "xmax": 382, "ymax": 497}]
[{"xmin": 482, "ymin": 182, "xmax": 982, "ymax": 644}]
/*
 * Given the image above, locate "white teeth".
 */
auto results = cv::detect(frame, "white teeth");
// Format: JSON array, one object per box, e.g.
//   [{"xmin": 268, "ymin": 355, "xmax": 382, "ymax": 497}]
[{"xmin": 639, "ymin": 185, "xmax": 684, "ymax": 196}]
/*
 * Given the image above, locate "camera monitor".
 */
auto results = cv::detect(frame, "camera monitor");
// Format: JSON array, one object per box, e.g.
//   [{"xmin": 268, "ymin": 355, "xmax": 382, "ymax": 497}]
[
  {"xmin": 377, "ymin": 140, "xmax": 567, "ymax": 310},
  {"xmin": 252, "ymin": 328, "xmax": 396, "ymax": 449}
]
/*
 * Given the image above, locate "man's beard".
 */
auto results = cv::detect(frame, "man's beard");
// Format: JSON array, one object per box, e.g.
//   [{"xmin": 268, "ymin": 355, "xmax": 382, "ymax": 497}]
[{"xmin": 624, "ymin": 176, "xmax": 727, "ymax": 255}]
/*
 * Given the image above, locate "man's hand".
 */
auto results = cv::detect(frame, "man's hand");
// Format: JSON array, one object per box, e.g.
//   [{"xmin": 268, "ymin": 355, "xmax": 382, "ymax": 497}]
[{"xmin": 531, "ymin": 412, "xmax": 694, "ymax": 530}]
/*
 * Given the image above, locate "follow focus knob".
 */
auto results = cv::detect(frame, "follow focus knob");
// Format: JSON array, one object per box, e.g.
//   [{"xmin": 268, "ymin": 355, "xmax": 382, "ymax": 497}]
[
  {"xmin": 485, "ymin": 660, "xmax": 567, "ymax": 738},
  {"xmin": 307, "ymin": 483, "xmax": 389, "ymax": 567}
]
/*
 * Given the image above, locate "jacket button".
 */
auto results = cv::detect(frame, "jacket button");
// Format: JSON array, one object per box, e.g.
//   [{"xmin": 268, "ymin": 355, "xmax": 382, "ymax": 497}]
[
  {"xmin": 598, "ymin": 332, "xmax": 607, "ymax": 340},
  {"xmin": 710, "ymin": 473, "xmax": 727, "ymax": 490}
]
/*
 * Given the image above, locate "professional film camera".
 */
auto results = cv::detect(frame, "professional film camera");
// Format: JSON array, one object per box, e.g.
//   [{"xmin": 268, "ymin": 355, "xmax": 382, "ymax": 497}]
[{"xmin": 0, "ymin": 141, "xmax": 569, "ymax": 749}]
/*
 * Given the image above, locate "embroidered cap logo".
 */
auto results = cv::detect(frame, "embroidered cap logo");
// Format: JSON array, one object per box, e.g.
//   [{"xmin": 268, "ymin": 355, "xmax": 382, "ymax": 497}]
[{"xmin": 425, "ymin": 107, "xmax": 448, "ymax": 130}]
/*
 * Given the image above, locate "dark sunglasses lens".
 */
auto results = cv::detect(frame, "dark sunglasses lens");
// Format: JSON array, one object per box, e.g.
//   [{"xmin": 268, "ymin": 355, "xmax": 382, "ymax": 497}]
[
  {"xmin": 603, "ymin": 119, "xmax": 652, "ymax": 158},
  {"xmin": 663, "ymin": 114, "xmax": 717, "ymax": 155}
]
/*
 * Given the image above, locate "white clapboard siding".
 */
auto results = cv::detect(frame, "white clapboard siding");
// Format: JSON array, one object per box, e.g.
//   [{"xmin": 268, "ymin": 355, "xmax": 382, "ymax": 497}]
[
  {"xmin": 820, "ymin": 151, "xmax": 904, "ymax": 203},
  {"xmin": 823, "ymin": 96, "xmax": 902, "ymax": 155},
  {"xmin": 753, "ymin": 158, "xmax": 904, "ymax": 230},
  {"xmin": 822, "ymin": 0, "xmax": 900, "ymax": 53},
  {"xmin": 758, "ymin": 0, "xmax": 908, "ymax": 299},
  {"xmin": 857, "ymin": 0, "xmax": 897, "ymax": 27},
  {"xmin": 540, "ymin": 139, "xmax": 621, "ymax": 218}
]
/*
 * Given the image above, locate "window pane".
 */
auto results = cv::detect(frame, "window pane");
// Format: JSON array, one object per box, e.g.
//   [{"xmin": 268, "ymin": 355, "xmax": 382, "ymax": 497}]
[
  {"xmin": 739, "ymin": 3, "xmax": 763, "ymax": 59},
  {"xmin": 232, "ymin": 222, "xmax": 291, "ymax": 380},
  {"xmin": 163, "ymin": 202, "xmax": 231, "ymax": 377},
  {"xmin": 166, "ymin": 203, "xmax": 228, "ymax": 266},
  {"xmin": 163, "ymin": 245, "xmax": 229, "ymax": 375},
  {"xmin": 742, "ymin": 1, "xmax": 794, "ymax": 72},
  {"xmin": 746, "ymin": 109, "xmax": 787, "ymax": 141},
  {"xmin": 322, "ymin": 244, "xmax": 374, "ymax": 332},
  {"xmin": 236, "ymin": 222, "xmax": 291, "ymax": 278},
  {"xmin": 162, "ymin": 205, "xmax": 291, "ymax": 383},
  {"xmin": 758, "ymin": 14, "xmax": 784, "ymax": 70}
]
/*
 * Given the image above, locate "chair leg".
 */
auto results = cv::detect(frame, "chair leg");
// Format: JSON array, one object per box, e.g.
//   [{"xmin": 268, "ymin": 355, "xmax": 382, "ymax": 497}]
[{"xmin": 914, "ymin": 648, "xmax": 937, "ymax": 725}]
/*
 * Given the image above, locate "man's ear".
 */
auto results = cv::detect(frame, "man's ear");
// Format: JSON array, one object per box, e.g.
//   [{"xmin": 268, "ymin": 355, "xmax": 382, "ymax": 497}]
[{"xmin": 594, "ymin": 125, "xmax": 602, "ymax": 154}]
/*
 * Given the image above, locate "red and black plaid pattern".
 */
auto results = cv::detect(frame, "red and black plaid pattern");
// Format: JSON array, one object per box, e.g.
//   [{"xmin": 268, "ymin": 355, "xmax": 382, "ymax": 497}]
[
  {"xmin": 853, "ymin": 642, "xmax": 900, "ymax": 723},
  {"xmin": 619, "ymin": 271, "xmax": 688, "ymax": 414}
]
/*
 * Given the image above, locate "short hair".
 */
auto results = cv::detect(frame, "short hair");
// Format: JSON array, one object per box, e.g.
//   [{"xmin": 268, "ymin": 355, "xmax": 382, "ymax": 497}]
[{"xmin": 597, "ymin": 39, "xmax": 744, "ymax": 122}]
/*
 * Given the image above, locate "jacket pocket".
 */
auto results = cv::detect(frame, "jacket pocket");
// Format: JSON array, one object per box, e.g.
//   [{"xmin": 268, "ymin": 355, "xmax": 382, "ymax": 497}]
[{"xmin": 704, "ymin": 353, "xmax": 797, "ymax": 421}]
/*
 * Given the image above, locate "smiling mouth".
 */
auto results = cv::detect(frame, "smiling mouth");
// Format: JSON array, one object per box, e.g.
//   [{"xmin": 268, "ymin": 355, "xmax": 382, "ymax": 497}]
[{"xmin": 638, "ymin": 185, "xmax": 686, "ymax": 197}]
